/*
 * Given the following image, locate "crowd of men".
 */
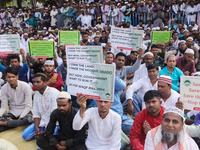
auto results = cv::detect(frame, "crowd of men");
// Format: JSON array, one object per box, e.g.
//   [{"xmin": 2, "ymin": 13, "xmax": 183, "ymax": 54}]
[{"xmin": 0, "ymin": 0, "xmax": 200, "ymax": 150}]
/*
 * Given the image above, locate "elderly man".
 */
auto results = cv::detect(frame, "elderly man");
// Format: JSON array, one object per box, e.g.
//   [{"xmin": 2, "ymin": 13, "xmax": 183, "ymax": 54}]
[
  {"xmin": 144, "ymin": 106, "xmax": 199, "ymax": 149},
  {"xmin": 176, "ymin": 49, "xmax": 195, "ymax": 76},
  {"xmin": 186, "ymin": 37, "xmax": 199, "ymax": 65}
]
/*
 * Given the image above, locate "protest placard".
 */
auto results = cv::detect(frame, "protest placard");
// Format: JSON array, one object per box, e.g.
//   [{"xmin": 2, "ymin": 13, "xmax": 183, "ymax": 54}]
[
  {"xmin": 180, "ymin": 76, "xmax": 200, "ymax": 111},
  {"xmin": 59, "ymin": 31, "xmax": 80, "ymax": 45},
  {"xmin": 28, "ymin": 41, "xmax": 55, "ymax": 58},
  {"xmin": 67, "ymin": 62, "xmax": 115, "ymax": 101},
  {"xmin": 151, "ymin": 31, "xmax": 172, "ymax": 44},
  {"xmin": 0, "ymin": 34, "xmax": 20, "ymax": 54},
  {"xmin": 110, "ymin": 27, "xmax": 143, "ymax": 51},
  {"xmin": 66, "ymin": 46, "xmax": 103, "ymax": 64}
]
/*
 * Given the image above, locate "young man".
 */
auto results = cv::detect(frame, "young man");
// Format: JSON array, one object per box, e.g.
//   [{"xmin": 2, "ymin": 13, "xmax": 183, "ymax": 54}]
[
  {"xmin": 57, "ymin": 52, "xmax": 67, "ymax": 84},
  {"xmin": 105, "ymin": 52, "xmax": 114, "ymax": 64},
  {"xmin": 0, "ymin": 54, "xmax": 29, "ymax": 82},
  {"xmin": 0, "ymin": 67, "xmax": 32, "ymax": 132},
  {"xmin": 73, "ymin": 94, "xmax": 121, "ymax": 150},
  {"xmin": 22, "ymin": 73, "xmax": 60, "ymax": 141},
  {"xmin": 144, "ymin": 106, "xmax": 198, "ymax": 149},
  {"xmin": 125, "ymin": 64, "xmax": 159, "ymax": 116},
  {"xmin": 130, "ymin": 90, "xmax": 165, "ymax": 150},
  {"xmin": 37, "ymin": 92, "xmax": 86, "ymax": 150},
  {"xmin": 159, "ymin": 55, "xmax": 184, "ymax": 92}
]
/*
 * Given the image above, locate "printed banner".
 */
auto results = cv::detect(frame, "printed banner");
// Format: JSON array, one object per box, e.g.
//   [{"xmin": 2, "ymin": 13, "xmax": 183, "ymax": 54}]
[
  {"xmin": 0, "ymin": 34, "xmax": 20, "ymax": 54},
  {"xmin": 59, "ymin": 31, "xmax": 80, "ymax": 45},
  {"xmin": 28, "ymin": 41, "xmax": 55, "ymax": 58},
  {"xmin": 67, "ymin": 62, "xmax": 115, "ymax": 101},
  {"xmin": 180, "ymin": 76, "xmax": 200, "ymax": 111},
  {"xmin": 151, "ymin": 31, "xmax": 172, "ymax": 44},
  {"xmin": 66, "ymin": 46, "xmax": 103, "ymax": 64},
  {"xmin": 110, "ymin": 27, "xmax": 143, "ymax": 51}
]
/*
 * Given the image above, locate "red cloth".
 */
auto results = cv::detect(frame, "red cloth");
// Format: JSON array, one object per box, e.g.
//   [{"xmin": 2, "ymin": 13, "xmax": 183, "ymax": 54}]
[
  {"xmin": 129, "ymin": 106, "xmax": 165, "ymax": 150},
  {"xmin": 176, "ymin": 56, "xmax": 195, "ymax": 75},
  {"xmin": 0, "ymin": 54, "xmax": 8, "ymax": 60},
  {"xmin": 32, "ymin": 71, "xmax": 63, "ymax": 91}
]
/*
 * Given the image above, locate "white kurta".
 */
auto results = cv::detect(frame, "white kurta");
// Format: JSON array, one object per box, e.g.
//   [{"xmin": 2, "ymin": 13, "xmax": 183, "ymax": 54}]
[{"xmin": 50, "ymin": 10, "xmax": 58, "ymax": 26}]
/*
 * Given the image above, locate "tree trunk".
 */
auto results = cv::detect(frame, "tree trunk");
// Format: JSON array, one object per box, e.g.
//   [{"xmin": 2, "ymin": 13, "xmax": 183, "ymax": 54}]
[
  {"xmin": 17, "ymin": 0, "xmax": 22, "ymax": 8},
  {"xmin": 32, "ymin": 0, "xmax": 36, "ymax": 7}
]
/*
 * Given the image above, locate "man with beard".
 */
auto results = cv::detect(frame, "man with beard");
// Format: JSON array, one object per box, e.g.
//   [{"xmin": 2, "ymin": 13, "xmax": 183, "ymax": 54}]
[
  {"xmin": 37, "ymin": 92, "xmax": 86, "ymax": 150},
  {"xmin": 159, "ymin": 55, "xmax": 184, "ymax": 92},
  {"xmin": 144, "ymin": 106, "xmax": 198, "ymax": 149},
  {"xmin": 176, "ymin": 49, "xmax": 195, "ymax": 76},
  {"xmin": 22, "ymin": 73, "xmax": 60, "ymax": 141},
  {"xmin": 27, "ymin": 55, "xmax": 46, "ymax": 74},
  {"xmin": 132, "ymin": 52, "xmax": 154, "ymax": 83},
  {"xmin": 32, "ymin": 60, "xmax": 63, "ymax": 91},
  {"xmin": 80, "ymin": 32, "xmax": 92, "ymax": 46},
  {"xmin": 185, "ymin": 37, "xmax": 199, "ymax": 65},
  {"xmin": 130, "ymin": 90, "xmax": 165, "ymax": 150}
]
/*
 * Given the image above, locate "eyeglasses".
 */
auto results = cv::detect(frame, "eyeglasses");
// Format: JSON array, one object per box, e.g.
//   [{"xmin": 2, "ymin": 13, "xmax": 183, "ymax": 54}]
[{"xmin": 180, "ymin": 44, "xmax": 185, "ymax": 46}]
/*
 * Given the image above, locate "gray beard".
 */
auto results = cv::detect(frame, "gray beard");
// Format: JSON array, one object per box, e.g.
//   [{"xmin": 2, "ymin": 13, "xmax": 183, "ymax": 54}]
[{"xmin": 161, "ymin": 130, "xmax": 179, "ymax": 145}]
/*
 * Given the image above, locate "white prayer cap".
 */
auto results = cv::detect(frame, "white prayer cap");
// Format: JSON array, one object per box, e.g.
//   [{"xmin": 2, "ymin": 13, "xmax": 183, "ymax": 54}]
[
  {"xmin": 44, "ymin": 60, "xmax": 55, "ymax": 65},
  {"xmin": 155, "ymin": 0, "xmax": 159, "ymax": 2},
  {"xmin": 5, "ymin": 27, "xmax": 9, "ymax": 30},
  {"xmin": 43, "ymin": 27, "xmax": 47, "ymax": 29},
  {"xmin": 156, "ymin": 27, "xmax": 160, "ymax": 30},
  {"xmin": 163, "ymin": 106, "xmax": 185, "ymax": 122},
  {"xmin": 185, "ymin": 48, "xmax": 194, "ymax": 54},
  {"xmin": 186, "ymin": 37, "xmax": 193, "ymax": 41},
  {"xmin": 43, "ymin": 37, "xmax": 48, "ymax": 41},
  {"xmin": 48, "ymin": 39, "xmax": 54, "ymax": 41},
  {"xmin": 183, "ymin": 29, "xmax": 189, "ymax": 32},
  {"xmin": 57, "ymin": 91, "xmax": 71, "ymax": 99},
  {"xmin": 52, "ymin": 6, "xmax": 56, "ymax": 8},
  {"xmin": 9, "ymin": 29, "xmax": 12, "ymax": 31},
  {"xmin": 152, "ymin": 27, "xmax": 156, "ymax": 31},
  {"xmin": 117, "ymin": 3, "xmax": 120, "ymax": 6},
  {"xmin": 1, "ymin": 30, "xmax": 4, "ymax": 32},
  {"xmin": 45, "ymin": 7, "xmax": 48, "ymax": 10},
  {"xmin": 192, "ymin": 27, "xmax": 198, "ymax": 31},
  {"xmin": 164, "ymin": 26, "xmax": 168, "ymax": 28},
  {"xmin": 124, "ymin": 2, "xmax": 128, "ymax": 4},
  {"xmin": 49, "ymin": 34, "xmax": 54, "ymax": 38},
  {"xmin": 94, "ymin": 27, "xmax": 97, "ymax": 29},
  {"xmin": 24, "ymin": 33, "xmax": 28, "ymax": 35},
  {"xmin": 140, "ymin": 1, "xmax": 145, "ymax": 4},
  {"xmin": 178, "ymin": 40, "xmax": 186, "ymax": 45},
  {"xmin": 193, "ymin": 72, "xmax": 200, "ymax": 76},
  {"xmin": 89, "ymin": 30, "xmax": 92, "ymax": 32},
  {"xmin": 146, "ymin": 27, "xmax": 151, "ymax": 30},
  {"xmin": 30, "ymin": 37, "xmax": 34, "ymax": 40},
  {"xmin": 143, "ymin": 52, "xmax": 154, "ymax": 57}
]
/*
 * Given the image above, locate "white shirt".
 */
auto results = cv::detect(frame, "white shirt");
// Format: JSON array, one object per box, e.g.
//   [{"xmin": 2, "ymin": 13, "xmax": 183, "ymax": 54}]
[
  {"xmin": 73, "ymin": 107, "xmax": 121, "ymax": 150},
  {"xmin": 82, "ymin": 15, "xmax": 92, "ymax": 29},
  {"xmin": 0, "ymin": 80, "xmax": 32, "ymax": 118},
  {"xmin": 132, "ymin": 63, "xmax": 148, "ymax": 83},
  {"xmin": 144, "ymin": 129, "xmax": 199, "ymax": 150},
  {"xmin": 126, "ymin": 76, "xmax": 158, "ymax": 109},
  {"xmin": 33, "ymin": 86, "xmax": 60, "ymax": 127},
  {"xmin": 160, "ymin": 89, "xmax": 180, "ymax": 108}
]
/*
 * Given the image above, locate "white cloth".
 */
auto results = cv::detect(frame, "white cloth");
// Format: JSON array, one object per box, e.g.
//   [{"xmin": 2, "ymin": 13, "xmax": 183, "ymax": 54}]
[
  {"xmin": 50, "ymin": 10, "xmax": 58, "ymax": 26},
  {"xmin": 132, "ymin": 63, "xmax": 148, "ymax": 83},
  {"xmin": 0, "ymin": 80, "xmax": 32, "ymax": 118},
  {"xmin": 126, "ymin": 76, "xmax": 158, "ymax": 109},
  {"xmin": 82, "ymin": 15, "xmax": 92, "ymax": 29},
  {"xmin": 73, "ymin": 107, "xmax": 121, "ymax": 150},
  {"xmin": 185, "ymin": 6, "xmax": 196, "ymax": 22},
  {"xmin": 32, "ymin": 86, "xmax": 60, "ymax": 127},
  {"xmin": 144, "ymin": 129, "xmax": 199, "ymax": 150},
  {"xmin": 160, "ymin": 89, "xmax": 180, "ymax": 108}
]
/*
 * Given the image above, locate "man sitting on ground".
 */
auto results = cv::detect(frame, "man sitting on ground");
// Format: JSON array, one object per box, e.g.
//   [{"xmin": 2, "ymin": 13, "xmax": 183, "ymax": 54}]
[
  {"xmin": 0, "ymin": 67, "xmax": 32, "ymax": 132},
  {"xmin": 37, "ymin": 92, "xmax": 86, "ymax": 150},
  {"xmin": 144, "ymin": 106, "xmax": 199, "ymax": 149},
  {"xmin": 73, "ymin": 94, "xmax": 121, "ymax": 150}
]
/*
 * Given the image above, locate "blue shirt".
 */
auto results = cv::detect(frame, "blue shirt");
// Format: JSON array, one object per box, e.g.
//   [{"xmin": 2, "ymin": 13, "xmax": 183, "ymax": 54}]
[
  {"xmin": 159, "ymin": 66, "xmax": 184, "ymax": 91},
  {"xmin": 110, "ymin": 75, "xmax": 126, "ymax": 116}
]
